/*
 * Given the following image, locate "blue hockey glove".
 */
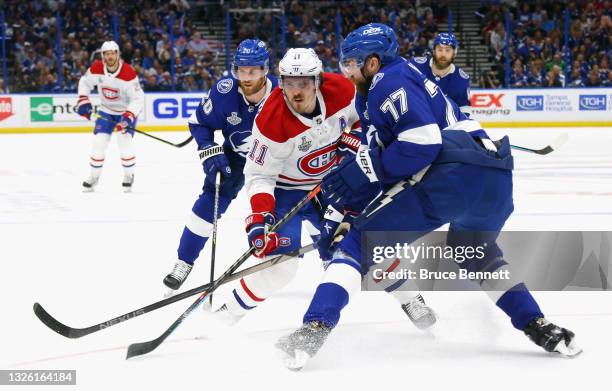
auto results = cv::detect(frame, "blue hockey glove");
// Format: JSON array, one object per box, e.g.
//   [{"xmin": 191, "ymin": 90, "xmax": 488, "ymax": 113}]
[
  {"xmin": 76, "ymin": 96, "xmax": 92, "ymax": 120},
  {"xmin": 321, "ymin": 148, "xmax": 383, "ymax": 205},
  {"xmin": 199, "ymin": 143, "xmax": 232, "ymax": 186}
]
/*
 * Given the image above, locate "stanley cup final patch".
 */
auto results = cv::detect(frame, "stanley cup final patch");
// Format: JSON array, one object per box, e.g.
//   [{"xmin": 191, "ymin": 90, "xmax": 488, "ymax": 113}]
[
  {"xmin": 226, "ymin": 112, "xmax": 242, "ymax": 125},
  {"xmin": 298, "ymin": 136, "xmax": 312, "ymax": 152}
]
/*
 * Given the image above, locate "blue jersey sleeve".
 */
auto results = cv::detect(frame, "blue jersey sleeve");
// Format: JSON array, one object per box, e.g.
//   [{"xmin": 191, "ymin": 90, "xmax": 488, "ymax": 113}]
[
  {"xmin": 188, "ymin": 80, "xmax": 231, "ymax": 149},
  {"xmin": 367, "ymin": 71, "xmax": 442, "ymax": 182},
  {"xmin": 453, "ymin": 68, "xmax": 471, "ymax": 114}
]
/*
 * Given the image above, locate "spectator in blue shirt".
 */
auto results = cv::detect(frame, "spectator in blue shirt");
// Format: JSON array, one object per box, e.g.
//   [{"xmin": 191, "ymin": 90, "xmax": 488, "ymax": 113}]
[{"xmin": 510, "ymin": 64, "xmax": 529, "ymax": 87}]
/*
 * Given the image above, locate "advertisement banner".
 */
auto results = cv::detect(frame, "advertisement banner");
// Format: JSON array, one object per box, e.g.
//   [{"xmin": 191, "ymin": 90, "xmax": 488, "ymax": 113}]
[
  {"xmin": 469, "ymin": 88, "xmax": 612, "ymax": 126},
  {"xmin": 0, "ymin": 89, "xmax": 610, "ymax": 133}
]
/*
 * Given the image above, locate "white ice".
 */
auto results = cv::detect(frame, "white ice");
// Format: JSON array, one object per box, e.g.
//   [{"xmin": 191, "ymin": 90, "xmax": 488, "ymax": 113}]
[{"xmin": 1, "ymin": 127, "xmax": 611, "ymax": 391}]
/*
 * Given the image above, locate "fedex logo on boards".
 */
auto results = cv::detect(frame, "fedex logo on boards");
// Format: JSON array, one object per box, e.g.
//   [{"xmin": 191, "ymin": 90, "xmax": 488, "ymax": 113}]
[{"xmin": 470, "ymin": 93, "xmax": 505, "ymax": 107}]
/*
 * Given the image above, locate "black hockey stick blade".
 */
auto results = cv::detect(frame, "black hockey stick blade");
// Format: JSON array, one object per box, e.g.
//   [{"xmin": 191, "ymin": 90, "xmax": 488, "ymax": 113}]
[
  {"xmin": 33, "ymin": 303, "xmax": 78, "ymax": 338},
  {"xmin": 34, "ymin": 244, "xmax": 315, "ymax": 339},
  {"xmin": 32, "ymin": 281, "xmax": 210, "ymax": 339},
  {"xmin": 510, "ymin": 133, "xmax": 568, "ymax": 155},
  {"xmin": 126, "ymin": 186, "xmax": 321, "ymax": 359}
]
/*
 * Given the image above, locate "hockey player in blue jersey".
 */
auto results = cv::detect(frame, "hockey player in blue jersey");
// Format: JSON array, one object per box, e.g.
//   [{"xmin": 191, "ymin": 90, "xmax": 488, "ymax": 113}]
[
  {"xmin": 163, "ymin": 39, "xmax": 278, "ymax": 290},
  {"xmin": 409, "ymin": 32, "xmax": 472, "ymax": 116},
  {"xmin": 276, "ymin": 23, "xmax": 581, "ymax": 370}
]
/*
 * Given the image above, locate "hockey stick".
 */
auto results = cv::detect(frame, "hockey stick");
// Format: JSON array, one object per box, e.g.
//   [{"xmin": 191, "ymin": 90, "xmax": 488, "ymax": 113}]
[
  {"xmin": 208, "ymin": 172, "xmax": 222, "ymax": 306},
  {"xmin": 92, "ymin": 113, "xmax": 193, "ymax": 148},
  {"xmin": 33, "ymin": 243, "xmax": 316, "ymax": 339},
  {"xmin": 509, "ymin": 133, "xmax": 568, "ymax": 155},
  {"xmin": 126, "ymin": 185, "xmax": 322, "ymax": 359}
]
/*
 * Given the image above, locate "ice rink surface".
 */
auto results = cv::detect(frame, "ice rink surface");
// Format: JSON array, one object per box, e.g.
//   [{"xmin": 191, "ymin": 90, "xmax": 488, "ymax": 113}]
[{"xmin": 1, "ymin": 127, "xmax": 611, "ymax": 391}]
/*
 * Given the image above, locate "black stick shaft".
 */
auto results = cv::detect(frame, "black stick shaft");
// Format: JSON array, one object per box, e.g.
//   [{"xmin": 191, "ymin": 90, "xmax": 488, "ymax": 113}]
[
  {"xmin": 33, "ymin": 244, "xmax": 315, "ymax": 339},
  {"xmin": 92, "ymin": 113, "xmax": 193, "ymax": 148},
  {"xmin": 209, "ymin": 172, "xmax": 222, "ymax": 306}
]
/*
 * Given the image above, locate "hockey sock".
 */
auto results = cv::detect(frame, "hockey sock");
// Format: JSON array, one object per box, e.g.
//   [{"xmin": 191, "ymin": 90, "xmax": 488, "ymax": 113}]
[
  {"xmin": 178, "ymin": 226, "xmax": 210, "ymax": 265},
  {"xmin": 226, "ymin": 257, "xmax": 300, "ymax": 315},
  {"xmin": 117, "ymin": 132, "xmax": 136, "ymax": 175},
  {"xmin": 496, "ymin": 283, "xmax": 544, "ymax": 330},
  {"xmin": 178, "ymin": 192, "xmax": 233, "ymax": 264},
  {"xmin": 89, "ymin": 133, "xmax": 111, "ymax": 177},
  {"xmin": 303, "ymin": 252, "xmax": 362, "ymax": 328}
]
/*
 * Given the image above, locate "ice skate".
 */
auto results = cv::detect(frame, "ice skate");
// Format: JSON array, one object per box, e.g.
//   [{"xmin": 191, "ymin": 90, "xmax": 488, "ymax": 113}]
[
  {"xmin": 523, "ymin": 317, "xmax": 582, "ymax": 357},
  {"xmin": 82, "ymin": 175, "xmax": 99, "ymax": 192},
  {"xmin": 401, "ymin": 294, "xmax": 437, "ymax": 330},
  {"xmin": 275, "ymin": 320, "xmax": 332, "ymax": 371},
  {"xmin": 122, "ymin": 173, "xmax": 134, "ymax": 193},
  {"xmin": 198, "ymin": 303, "xmax": 245, "ymax": 339},
  {"xmin": 163, "ymin": 259, "xmax": 193, "ymax": 290}
]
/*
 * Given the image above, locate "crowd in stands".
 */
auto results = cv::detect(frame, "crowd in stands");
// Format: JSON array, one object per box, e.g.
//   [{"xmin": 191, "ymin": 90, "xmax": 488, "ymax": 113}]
[
  {"xmin": 230, "ymin": 0, "xmax": 448, "ymax": 74},
  {"xmin": 2, "ymin": 0, "xmax": 447, "ymax": 92},
  {"xmin": 3, "ymin": 0, "xmax": 225, "ymax": 93},
  {"xmin": 3, "ymin": 0, "xmax": 609, "ymax": 93},
  {"xmin": 477, "ymin": 0, "xmax": 611, "ymax": 88}
]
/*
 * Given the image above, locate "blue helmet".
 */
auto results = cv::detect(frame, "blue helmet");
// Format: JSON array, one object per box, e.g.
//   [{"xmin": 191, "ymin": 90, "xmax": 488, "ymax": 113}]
[
  {"xmin": 340, "ymin": 23, "xmax": 399, "ymax": 70},
  {"xmin": 433, "ymin": 32, "xmax": 458, "ymax": 49},
  {"xmin": 232, "ymin": 39, "xmax": 270, "ymax": 77}
]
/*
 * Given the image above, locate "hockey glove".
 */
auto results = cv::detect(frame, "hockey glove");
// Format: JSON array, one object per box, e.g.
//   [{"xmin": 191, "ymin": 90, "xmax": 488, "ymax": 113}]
[
  {"xmin": 199, "ymin": 143, "xmax": 232, "ymax": 186},
  {"xmin": 115, "ymin": 111, "xmax": 136, "ymax": 134},
  {"xmin": 76, "ymin": 96, "xmax": 93, "ymax": 120},
  {"xmin": 316, "ymin": 204, "xmax": 344, "ymax": 262},
  {"xmin": 245, "ymin": 212, "xmax": 279, "ymax": 258},
  {"xmin": 321, "ymin": 147, "xmax": 383, "ymax": 205}
]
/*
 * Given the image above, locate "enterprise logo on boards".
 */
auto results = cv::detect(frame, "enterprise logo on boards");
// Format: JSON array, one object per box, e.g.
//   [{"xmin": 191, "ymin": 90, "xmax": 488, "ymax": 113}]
[
  {"xmin": 579, "ymin": 95, "xmax": 607, "ymax": 111},
  {"xmin": 516, "ymin": 95, "xmax": 544, "ymax": 111}
]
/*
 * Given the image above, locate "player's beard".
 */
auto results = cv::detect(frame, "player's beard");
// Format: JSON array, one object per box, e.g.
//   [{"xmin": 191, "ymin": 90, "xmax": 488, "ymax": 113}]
[
  {"xmin": 104, "ymin": 57, "xmax": 119, "ymax": 72},
  {"xmin": 240, "ymin": 77, "xmax": 266, "ymax": 96},
  {"xmin": 355, "ymin": 74, "xmax": 374, "ymax": 96},
  {"xmin": 432, "ymin": 54, "xmax": 454, "ymax": 70}
]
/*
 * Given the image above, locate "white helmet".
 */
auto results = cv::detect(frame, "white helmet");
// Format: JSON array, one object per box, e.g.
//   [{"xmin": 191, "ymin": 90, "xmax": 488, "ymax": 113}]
[
  {"xmin": 100, "ymin": 40, "xmax": 120, "ymax": 54},
  {"xmin": 279, "ymin": 48, "xmax": 323, "ymax": 78}
]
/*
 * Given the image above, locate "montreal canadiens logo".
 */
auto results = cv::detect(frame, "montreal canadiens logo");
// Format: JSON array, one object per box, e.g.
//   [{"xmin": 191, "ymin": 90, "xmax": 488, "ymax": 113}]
[
  {"xmin": 297, "ymin": 144, "xmax": 338, "ymax": 177},
  {"xmin": 101, "ymin": 87, "xmax": 120, "ymax": 100}
]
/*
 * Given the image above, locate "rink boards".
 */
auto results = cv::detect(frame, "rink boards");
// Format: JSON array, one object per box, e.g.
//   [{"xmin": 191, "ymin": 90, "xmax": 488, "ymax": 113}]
[{"xmin": 0, "ymin": 88, "xmax": 611, "ymax": 133}]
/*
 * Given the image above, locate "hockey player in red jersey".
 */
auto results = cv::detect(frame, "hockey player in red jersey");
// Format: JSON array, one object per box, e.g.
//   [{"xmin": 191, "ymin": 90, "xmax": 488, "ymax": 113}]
[
  {"xmin": 208, "ymin": 47, "xmax": 360, "ymax": 324},
  {"xmin": 76, "ymin": 41, "xmax": 144, "ymax": 192},
  {"xmin": 209, "ymin": 48, "xmax": 437, "ymax": 331}
]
